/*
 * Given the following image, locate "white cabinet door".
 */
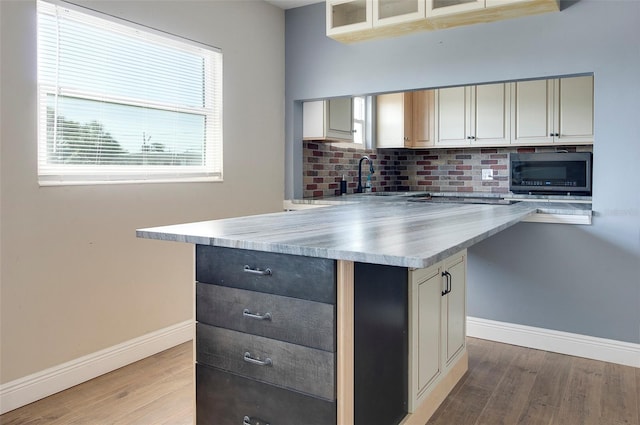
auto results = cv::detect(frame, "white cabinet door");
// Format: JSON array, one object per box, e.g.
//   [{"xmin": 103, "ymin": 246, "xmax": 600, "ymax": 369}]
[
  {"xmin": 327, "ymin": 97, "xmax": 354, "ymax": 140},
  {"xmin": 556, "ymin": 76, "xmax": 594, "ymax": 144},
  {"xmin": 374, "ymin": 0, "xmax": 425, "ymax": 26},
  {"xmin": 426, "ymin": 0, "xmax": 484, "ymax": 17},
  {"xmin": 376, "ymin": 92, "xmax": 412, "ymax": 148},
  {"xmin": 327, "ymin": 0, "xmax": 373, "ymax": 36},
  {"xmin": 436, "ymin": 86, "xmax": 471, "ymax": 146},
  {"xmin": 473, "ymin": 83, "xmax": 510, "ymax": 146},
  {"xmin": 408, "ymin": 264, "xmax": 442, "ymax": 412},
  {"xmin": 442, "ymin": 251, "xmax": 466, "ymax": 366},
  {"xmin": 303, "ymin": 98, "xmax": 354, "ymax": 142}
]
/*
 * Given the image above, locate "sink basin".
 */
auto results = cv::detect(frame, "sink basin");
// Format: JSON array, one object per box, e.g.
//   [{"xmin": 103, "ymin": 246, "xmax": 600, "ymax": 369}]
[
  {"xmin": 358, "ymin": 191, "xmax": 425, "ymax": 197},
  {"xmin": 407, "ymin": 196, "xmax": 520, "ymax": 205}
]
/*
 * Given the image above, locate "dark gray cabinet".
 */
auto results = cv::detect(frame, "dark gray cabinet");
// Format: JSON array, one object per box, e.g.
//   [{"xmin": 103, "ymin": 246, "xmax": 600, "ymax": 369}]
[
  {"xmin": 197, "ymin": 364, "xmax": 336, "ymax": 425},
  {"xmin": 195, "ymin": 246, "xmax": 337, "ymax": 425},
  {"xmin": 196, "ymin": 245, "xmax": 336, "ymax": 303},
  {"xmin": 196, "ymin": 323, "xmax": 335, "ymax": 400},
  {"xmin": 196, "ymin": 283, "xmax": 335, "ymax": 351}
]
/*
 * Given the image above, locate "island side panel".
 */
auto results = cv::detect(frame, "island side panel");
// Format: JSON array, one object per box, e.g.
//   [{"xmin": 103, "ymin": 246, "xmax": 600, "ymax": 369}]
[
  {"xmin": 354, "ymin": 263, "xmax": 409, "ymax": 425},
  {"xmin": 337, "ymin": 260, "xmax": 355, "ymax": 425}
]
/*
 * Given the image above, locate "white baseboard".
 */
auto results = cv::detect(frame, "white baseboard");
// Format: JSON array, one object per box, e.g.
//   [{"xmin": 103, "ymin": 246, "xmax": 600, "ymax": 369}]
[
  {"xmin": 467, "ymin": 316, "xmax": 640, "ymax": 368},
  {"xmin": 0, "ymin": 320, "xmax": 194, "ymax": 415}
]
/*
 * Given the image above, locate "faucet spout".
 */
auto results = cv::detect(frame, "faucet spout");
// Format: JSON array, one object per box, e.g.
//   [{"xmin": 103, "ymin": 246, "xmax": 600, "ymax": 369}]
[{"xmin": 356, "ymin": 155, "xmax": 375, "ymax": 193}]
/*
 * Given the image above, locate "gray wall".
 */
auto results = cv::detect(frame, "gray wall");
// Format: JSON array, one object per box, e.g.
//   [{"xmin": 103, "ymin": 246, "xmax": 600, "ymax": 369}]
[
  {"xmin": 285, "ymin": 1, "xmax": 640, "ymax": 343},
  {"xmin": 1, "ymin": 0, "xmax": 285, "ymax": 384}
]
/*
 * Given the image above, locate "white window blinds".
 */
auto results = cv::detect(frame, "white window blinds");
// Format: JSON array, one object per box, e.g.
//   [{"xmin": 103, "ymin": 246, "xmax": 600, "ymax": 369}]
[{"xmin": 37, "ymin": 0, "xmax": 223, "ymax": 185}]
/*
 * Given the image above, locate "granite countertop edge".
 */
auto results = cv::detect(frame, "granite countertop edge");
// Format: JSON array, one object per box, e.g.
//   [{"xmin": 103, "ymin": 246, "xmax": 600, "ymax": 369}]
[{"xmin": 136, "ymin": 199, "xmax": 560, "ymax": 268}]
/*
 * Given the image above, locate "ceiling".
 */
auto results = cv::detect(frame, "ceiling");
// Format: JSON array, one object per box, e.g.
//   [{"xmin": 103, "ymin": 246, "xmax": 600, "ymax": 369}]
[{"xmin": 265, "ymin": 0, "xmax": 323, "ymax": 10}]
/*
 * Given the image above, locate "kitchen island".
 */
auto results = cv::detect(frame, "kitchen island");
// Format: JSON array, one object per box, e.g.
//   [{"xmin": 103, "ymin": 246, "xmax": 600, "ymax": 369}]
[{"xmin": 137, "ymin": 198, "xmax": 591, "ymax": 425}]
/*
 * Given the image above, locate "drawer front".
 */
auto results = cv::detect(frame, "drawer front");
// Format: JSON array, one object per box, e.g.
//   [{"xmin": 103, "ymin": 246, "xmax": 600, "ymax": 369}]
[
  {"xmin": 196, "ymin": 245, "xmax": 336, "ymax": 304},
  {"xmin": 196, "ymin": 364, "xmax": 336, "ymax": 425},
  {"xmin": 197, "ymin": 324, "xmax": 335, "ymax": 400},
  {"xmin": 197, "ymin": 283, "xmax": 336, "ymax": 352}
]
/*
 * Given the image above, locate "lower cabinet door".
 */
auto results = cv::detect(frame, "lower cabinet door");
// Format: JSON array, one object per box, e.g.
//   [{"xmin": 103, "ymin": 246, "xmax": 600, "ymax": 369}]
[{"xmin": 196, "ymin": 364, "xmax": 336, "ymax": 425}]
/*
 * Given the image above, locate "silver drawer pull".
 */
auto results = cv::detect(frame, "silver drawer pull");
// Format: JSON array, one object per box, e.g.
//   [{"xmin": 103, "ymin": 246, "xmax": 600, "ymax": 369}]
[
  {"xmin": 243, "ymin": 265, "xmax": 272, "ymax": 276},
  {"xmin": 243, "ymin": 309, "xmax": 272, "ymax": 321},
  {"xmin": 243, "ymin": 351, "xmax": 272, "ymax": 367},
  {"xmin": 243, "ymin": 416, "xmax": 270, "ymax": 425}
]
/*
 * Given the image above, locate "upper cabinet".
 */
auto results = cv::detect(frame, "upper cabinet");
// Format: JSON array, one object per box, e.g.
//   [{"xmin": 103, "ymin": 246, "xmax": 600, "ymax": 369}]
[
  {"xmin": 326, "ymin": 0, "xmax": 372, "ymax": 38},
  {"xmin": 327, "ymin": 0, "xmax": 559, "ymax": 43},
  {"xmin": 303, "ymin": 97, "xmax": 354, "ymax": 143},
  {"xmin": 375, "ymin": 0, "xmax": 425, "ymax": 26},
  {"xmin": 512, "ymin": 75, "xmax": 594, "ymax": 145},
  {"xmin": 436, "ymin": 83, "xmax": 511, "ymax": 147},
  {"xmin": 426, "ymin": 0, "xmax": 484, "ymax": 18},
  {"xmin": 376, "ymin": 89, "xmax": 435, "ymax": 149}
]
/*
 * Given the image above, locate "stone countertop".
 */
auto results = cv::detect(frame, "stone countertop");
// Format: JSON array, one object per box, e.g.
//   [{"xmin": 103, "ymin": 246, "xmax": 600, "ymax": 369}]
[{"xmin": 137, "ymin": 198, "xmax": 590, "ymax": 268}]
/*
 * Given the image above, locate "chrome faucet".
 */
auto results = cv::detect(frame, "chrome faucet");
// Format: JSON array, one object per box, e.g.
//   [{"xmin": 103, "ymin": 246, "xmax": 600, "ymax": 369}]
[{"xmin": 356, "ymin": 155, "xmax": 375, "ymax": 193}]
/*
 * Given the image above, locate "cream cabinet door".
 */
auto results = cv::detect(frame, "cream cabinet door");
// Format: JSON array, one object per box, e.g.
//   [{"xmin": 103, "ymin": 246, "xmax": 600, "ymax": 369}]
[
  {"xmin": 376, "ymin": 92, "xmax": 412, "ymax": 148},
  {"xmin": 442, "ymin": 251, "xmax": 466, "ymax": 367},
  {"xmin": 556, "ymin": 76, "xmax": 594, "ymax": 144},
  {"xmin": 473, "ymin": 83, "xmax": 511, "ymax": 146},
  {"xmin": 437, "ymin": 83, "xmax": 509, "ymax": 146},
  {"xmin": 436, "ymin": 86, "xmax": 472, "ymax": 146},
  {"xmin": 512, "ymin": 79, "xmax": 555, "ymax": 145},
  {"xmin": 512, "ymin": 76, "xmax": 594, "ymax": 145},
  {"xmin": 408, "ymin": 264, "xmax": 443, "ymax": 412}
]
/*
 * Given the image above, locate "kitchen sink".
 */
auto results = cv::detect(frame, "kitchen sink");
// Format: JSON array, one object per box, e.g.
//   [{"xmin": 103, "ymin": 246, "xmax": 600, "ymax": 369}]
[{"xmin": 407, "ymin": 195, "xmax": 520, "ymax": 205}]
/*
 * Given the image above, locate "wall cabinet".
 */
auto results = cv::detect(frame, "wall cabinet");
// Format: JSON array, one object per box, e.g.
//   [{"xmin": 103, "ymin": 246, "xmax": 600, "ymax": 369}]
[
  {"xmin": 375, "ymin": 0, "xmax": 426, "ymax": 27},
  {"xmin": 303, "ymin": 97, "xmax": 354, "ymax": 142},
  {"xmin": 327, "ymin": 0, "xmax": 427, "ymax": 41},
  {"xmin": 408, "ymin": 250, "xmax": 466, "ymax": 412},
  {"xmin": 376, "ymin": 89, "xmax": 435, "ymax": 149},
  {"xmin": 374, "ymin": 76, "xmax": 592, "ymax": 149},
  {"xmin": 427, "ymin": 0, "xmax": 535, "ymax": 18},
  {"xmin": 436, "ymin": 83, "xmax": 511, "ymax": 147},
  {"xmin": 327, "ymin": 0, "xmax": 559, "ymax": 43},
  {"xmin": 326, "ymin": 0, "xmax": 372, "ymax": 37},
  {"xmin": 426, "ymin": 0, "xmax": 484, "ymax": 18},
  {"xmin": 512, "ymin": 75, "xmax": 594, "ymax": 145}
]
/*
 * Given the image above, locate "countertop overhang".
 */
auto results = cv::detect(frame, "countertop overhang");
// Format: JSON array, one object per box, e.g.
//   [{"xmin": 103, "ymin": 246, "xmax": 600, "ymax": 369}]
[{"xmin": 137, "ymin": 198, "xmax": 592, "ymax": 268}]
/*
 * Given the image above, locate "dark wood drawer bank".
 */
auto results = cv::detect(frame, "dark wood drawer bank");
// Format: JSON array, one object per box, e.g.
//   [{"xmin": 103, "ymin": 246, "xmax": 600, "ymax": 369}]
[{"xmin": 195, "ymin": 245, "xmax": 337, "ymax": 425}]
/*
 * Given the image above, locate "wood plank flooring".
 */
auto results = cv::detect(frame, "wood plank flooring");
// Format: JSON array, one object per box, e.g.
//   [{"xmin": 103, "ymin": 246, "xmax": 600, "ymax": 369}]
[{"xmin": 1, "ymin": 338, "xmax": 638, "ymax": 425}]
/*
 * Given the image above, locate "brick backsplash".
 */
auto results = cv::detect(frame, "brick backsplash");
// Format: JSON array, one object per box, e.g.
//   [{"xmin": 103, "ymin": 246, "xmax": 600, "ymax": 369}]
[{"xmin": 302, "ymin": 142, "xmax": 593, "ymax": 198}]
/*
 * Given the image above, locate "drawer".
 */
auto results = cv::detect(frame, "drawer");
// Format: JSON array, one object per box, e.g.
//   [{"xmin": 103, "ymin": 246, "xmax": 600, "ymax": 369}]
[
  {"xmin": 196, "ymin": 364, "xmax": 336, "ymax": 425},
  {"xmin": 196, "ymin": 323, "xmax": 335, "ymax": 400},
  {"xmin": 197, "ymin": 283, "xmax": 336, "ymax": 352},
  {"xmin": 196, "ymin": 245, "xmax": 336, "ymax": 304}
]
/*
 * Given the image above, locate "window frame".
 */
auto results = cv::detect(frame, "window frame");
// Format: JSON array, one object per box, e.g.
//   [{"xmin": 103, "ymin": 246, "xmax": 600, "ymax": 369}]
[{"xmin": 36, "ymin": 0, "xmax": 223, "ymax": 186}]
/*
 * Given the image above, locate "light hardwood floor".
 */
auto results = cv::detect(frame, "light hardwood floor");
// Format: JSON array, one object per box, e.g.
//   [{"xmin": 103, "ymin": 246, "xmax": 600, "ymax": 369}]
[{"xmin": 1, "ymin": 338, "xmax": 638, "ymax": 425}]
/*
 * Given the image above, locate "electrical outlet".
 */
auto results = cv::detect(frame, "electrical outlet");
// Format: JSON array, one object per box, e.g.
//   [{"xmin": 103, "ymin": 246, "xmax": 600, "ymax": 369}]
[{"xmin": 482, "ymin": 169, "xmax": 493, "ymax": 181}]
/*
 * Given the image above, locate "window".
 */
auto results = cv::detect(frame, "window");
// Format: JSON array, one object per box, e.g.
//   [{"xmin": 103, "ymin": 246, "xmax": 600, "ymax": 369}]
[
  {"xmin": 353, "ymin": 95, "xmax": 374, "ymax": 149},
  {"xmin": 353, "ymin": 96, "xmax": 366, "ymax": 145},
  {"xmin": 37, "ymin": 0, "xmax": 223, "ymax": 185}
]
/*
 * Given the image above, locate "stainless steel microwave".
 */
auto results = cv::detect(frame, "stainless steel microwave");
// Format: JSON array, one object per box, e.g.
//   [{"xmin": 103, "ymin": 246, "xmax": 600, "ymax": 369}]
[{"xmin": 510, "ymin": 152, "xmax": 592, "ymax": 195}]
